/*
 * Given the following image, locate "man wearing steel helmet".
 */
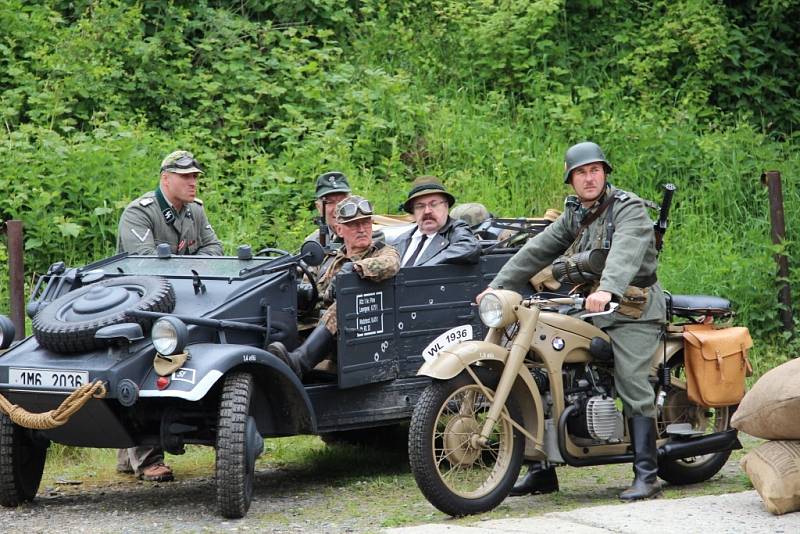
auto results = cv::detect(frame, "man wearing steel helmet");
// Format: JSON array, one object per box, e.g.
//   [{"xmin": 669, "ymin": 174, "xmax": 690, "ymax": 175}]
[
  {"xmin": 117, "ymin": 150, "xmax": 222, "ymax": 256},
  {"xmin": 269, "ymin": 195, "xmax": 400, "ymax": 380},
  {"xmin": 115, "ymin": 149, "xmax": 223, "ymax": 482},
  {"xmin": 478, "ymin": 141, "xmax": 666, "ymax": 502}
]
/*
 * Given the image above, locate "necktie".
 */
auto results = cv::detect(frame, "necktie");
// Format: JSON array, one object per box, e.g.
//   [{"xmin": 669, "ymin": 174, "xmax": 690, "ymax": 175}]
[{"xmin": 404, "ymin": 234, "xmax": 429, "ymax": 267}]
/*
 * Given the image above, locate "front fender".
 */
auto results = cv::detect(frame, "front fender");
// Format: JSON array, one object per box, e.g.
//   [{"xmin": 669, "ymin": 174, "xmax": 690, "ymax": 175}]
[
  {"xmin": 418, "ymin": 340, "xmax": 546, "ymax": 459},
  {"xmin": 138, "ymin": 343, "xmax": 317, "ymax": 433}
]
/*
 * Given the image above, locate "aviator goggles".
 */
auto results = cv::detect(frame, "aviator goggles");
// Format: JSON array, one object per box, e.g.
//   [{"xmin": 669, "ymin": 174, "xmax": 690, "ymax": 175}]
[
  {"xmin": 161, "ymin": 155, "xmax": 204, "ymax": 174},
  {"xmin": 336, "ymin": 198, "xmax": 374, "ymax": 220}
]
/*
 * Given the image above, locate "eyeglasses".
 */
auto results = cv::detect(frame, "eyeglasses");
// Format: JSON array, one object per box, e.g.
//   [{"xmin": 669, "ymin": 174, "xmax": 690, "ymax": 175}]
[
  {"xmin": 412, "ymin": 199, "xmax": 447, "ymax": 212},
  {"xmin": 337, "ymin": 198, "xmax": 373, "ymax": 219}
]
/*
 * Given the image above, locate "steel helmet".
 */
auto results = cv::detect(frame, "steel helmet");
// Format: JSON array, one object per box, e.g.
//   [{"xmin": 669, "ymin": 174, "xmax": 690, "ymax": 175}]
[{"xmin": 563, "ymin": 141, "xmax": 613, "ymax": 183}]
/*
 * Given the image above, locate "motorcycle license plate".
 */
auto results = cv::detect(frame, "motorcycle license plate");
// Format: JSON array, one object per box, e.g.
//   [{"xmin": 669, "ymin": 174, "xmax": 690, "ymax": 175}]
[
  {"xmin": 9, "ymin": 368, "xmax": 89, "ymax": 389},
  {"xmin": 422, "ymin": 325, "xmax": 473, "ymax": 362}
]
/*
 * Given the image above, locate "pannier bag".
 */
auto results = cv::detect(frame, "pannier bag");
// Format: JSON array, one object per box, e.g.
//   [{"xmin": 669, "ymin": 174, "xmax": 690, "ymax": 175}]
[{"xmin": 683, "ymin": 324, "xmax": 753, "ymax": 408}]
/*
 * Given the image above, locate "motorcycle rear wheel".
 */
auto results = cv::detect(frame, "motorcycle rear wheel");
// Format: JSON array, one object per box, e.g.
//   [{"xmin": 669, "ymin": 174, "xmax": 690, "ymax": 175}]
[
  {"xmin": 657, "ymin": 353, "xmax": 734, "ymax": 485},
  {"xmin": 408, "ymin": 368, "xmax": 524, "ymax": 516}
]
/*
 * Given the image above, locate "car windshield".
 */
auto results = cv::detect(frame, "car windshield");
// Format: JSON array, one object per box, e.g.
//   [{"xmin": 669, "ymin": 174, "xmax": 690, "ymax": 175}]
[{"xmin": 79, "ymin": 254, "xmax": 284, "ymax": 280}]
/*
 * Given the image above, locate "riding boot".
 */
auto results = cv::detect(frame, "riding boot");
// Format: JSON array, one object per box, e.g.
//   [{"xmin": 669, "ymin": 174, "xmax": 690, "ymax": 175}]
[
  {"xmin": 509, "ymin": 462, "xmax": 559, "ymax": 496},
  {"xmin": 620, "ymin": 416, "xmax": 662, "ymax": 501},
  {"xmin": 267, "ymin": 323, "xmax": 334, "ymax": 380}
]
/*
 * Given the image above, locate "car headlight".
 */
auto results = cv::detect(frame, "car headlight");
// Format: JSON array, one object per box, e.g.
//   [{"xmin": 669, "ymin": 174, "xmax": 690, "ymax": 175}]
[
  {"xmin": 0, "ymin": 315, "xmax": 16, "ymax": 350},
  {"xmin": 478, "ymin": 290, "xmax": 520, "ymax": 328},
  {"xmin": 151, "ymin": 317, "xmax": 188, "ymax": 355}
]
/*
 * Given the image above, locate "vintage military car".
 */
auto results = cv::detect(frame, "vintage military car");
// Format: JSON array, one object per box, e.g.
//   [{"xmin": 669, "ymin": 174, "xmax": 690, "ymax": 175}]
[{"xmin": 0, "ymin": 239, "xmax": 521, "ymax": 518}]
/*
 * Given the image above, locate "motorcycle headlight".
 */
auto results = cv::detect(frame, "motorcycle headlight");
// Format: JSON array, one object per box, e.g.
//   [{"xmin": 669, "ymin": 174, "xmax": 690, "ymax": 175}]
[
  {"xmin": 151, "ymin": 317, "xmax": 188, "ymax": 355},
  {"xmin": 478, "ymin": 290, "xmax": 520, "ymax": 328},
  {"xmin": 0, "ymin": 315, "xmax": 16, "ymax": 350}
]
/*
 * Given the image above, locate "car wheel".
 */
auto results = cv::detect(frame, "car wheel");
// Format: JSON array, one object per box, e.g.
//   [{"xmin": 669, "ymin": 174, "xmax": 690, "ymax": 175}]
[
  {"xmin": 0, "ymin": 413, "xmax": 49, "ymax": 507},
  {"xmin": 32, "ymin": 276, "xmax": 175, "ymax": 354},
  {"xmin": 215, "ymin": 372, "xmax": 263, "ymax": 519}
]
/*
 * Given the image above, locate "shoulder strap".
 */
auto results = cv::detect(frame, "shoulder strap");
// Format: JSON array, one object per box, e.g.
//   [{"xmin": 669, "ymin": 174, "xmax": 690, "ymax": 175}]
[{"xmin": 578, "ymin": 191, "xmax": 618, "ymax": 232}]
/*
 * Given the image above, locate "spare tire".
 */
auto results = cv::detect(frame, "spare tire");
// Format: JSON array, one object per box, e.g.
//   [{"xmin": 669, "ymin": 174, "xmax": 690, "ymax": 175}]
[{"xmin": 32, "ymin": 276, "xmax": 175, "ymax": 354}]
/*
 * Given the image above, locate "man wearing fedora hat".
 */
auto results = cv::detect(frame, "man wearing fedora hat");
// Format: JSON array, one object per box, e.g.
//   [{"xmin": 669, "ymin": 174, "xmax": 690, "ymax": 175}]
[
  {"xmin": 269, "ymin": 195, "xmax": 400, "ymax": 380},
  {"xmin": 395, "ymin": 176, "xmax": 480, "ymax": 267}
]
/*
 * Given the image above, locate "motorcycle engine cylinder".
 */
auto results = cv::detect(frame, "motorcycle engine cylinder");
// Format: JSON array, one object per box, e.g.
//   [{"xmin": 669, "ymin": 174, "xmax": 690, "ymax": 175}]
[{"xmin": 585, "ymin": 396, "xmax": 624, "ymax": 442}]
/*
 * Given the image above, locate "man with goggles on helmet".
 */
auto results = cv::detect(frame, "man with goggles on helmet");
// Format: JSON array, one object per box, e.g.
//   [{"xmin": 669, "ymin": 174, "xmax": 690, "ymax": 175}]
[
  {"xmin": 115, "ymin": 149, "xmax": 222, "ymax": 482},
  {"xmin": 478, "ymin": 141, "xmax": 666, "ymax": 502},
  {"xmin": 269, "ymin": 195, "xmax": 400, "ymax": 380},
  {"xmin": 117, "ymin": 150, "xmax": 222, "ymax": 256}
]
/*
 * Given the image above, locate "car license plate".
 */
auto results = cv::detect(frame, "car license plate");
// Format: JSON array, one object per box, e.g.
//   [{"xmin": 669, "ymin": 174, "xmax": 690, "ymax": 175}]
[
  {"xmin": 9, "ymin": 368, "xmax": 89, "ymax": 389},
  {"xmin": 422, "ymin": 325, "xmax": 473, "ymax": 363}
]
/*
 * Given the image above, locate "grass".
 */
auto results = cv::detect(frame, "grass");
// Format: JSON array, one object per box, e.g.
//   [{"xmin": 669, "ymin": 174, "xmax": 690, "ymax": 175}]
[{"xmin": 38, "ymin": 433, "xmax": 760, "ymax": 531}]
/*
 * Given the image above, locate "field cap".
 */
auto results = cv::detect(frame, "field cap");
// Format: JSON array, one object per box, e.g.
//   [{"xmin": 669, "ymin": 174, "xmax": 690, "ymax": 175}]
[
  {"xmin": 160, "ymin": 150, "xmax": 204, "ymax": 174},
  {"xmin": 315, "ymin": 171, "xmax": 352, "ymax": 199}
]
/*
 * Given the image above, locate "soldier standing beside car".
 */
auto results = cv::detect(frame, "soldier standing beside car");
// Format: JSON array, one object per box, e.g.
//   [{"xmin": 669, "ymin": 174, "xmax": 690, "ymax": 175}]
[
  {"xmin": 269, "ymin": 195, "xmax": 400, "ymax": 380},
  {"xmin": 477, "ymin": 141, "xmax": 666, "ymax": 501},
  {"xmin": 394, "ymin": 176, "xmax": 480, "ymax": 266},
  {"xmin": 115, "ymin": 149, "xmax": 223, "ymax": 482}
]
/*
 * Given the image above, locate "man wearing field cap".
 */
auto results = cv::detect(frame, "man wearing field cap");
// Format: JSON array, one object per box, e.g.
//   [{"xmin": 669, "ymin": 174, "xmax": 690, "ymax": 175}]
[
  {"xmin": 394, "ymin": 175, "xmax": 480, "ymax": 267},
  {"xmin": 117, "ymin": 149, "xmax": 222, "ymax": 256},
  {"xmin": 269, "ymin": 195, "xmax": 400, "ymax": 380},
  {"xmin": 115, "ymin": 149, "xmax": 222, "ymax": 482},
  {"xmin": 305, "ymin": 171, "xmax": 352, "ymax": 248}
]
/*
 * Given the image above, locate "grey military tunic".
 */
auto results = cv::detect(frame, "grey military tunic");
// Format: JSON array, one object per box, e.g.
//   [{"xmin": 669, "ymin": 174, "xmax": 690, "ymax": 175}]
[
  {"xmin": 490, "ymin": 184, "xmax": 665, "ymax": 418},
  {"xmin": 117, "ymin": 190, "xmax": 223, "ymax": 256}
]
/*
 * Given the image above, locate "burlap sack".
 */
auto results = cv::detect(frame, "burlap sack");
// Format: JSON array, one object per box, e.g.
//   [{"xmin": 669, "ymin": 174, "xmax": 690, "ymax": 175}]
[
  {"xmin": 731, "ymin": 357, "xmax": 800, "ymax": 439},
  {"xmin": 740, "ymin": 440, "xmax": 800, "ymax": 515}
]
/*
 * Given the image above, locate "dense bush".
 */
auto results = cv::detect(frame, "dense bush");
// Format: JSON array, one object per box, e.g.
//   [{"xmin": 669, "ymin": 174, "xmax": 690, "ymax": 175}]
[{"xmin": 1, "ymin": 0, "xmax": 799, "ymax": 359}]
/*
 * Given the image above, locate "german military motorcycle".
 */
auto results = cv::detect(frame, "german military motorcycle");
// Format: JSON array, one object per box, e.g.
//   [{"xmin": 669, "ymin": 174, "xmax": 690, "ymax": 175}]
[{"xmin": 407, "ymin": 288, "xmax": 742, "ymax": 516}]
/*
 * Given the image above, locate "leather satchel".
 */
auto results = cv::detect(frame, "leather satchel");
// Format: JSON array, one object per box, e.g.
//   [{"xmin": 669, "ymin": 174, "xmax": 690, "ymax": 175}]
[{"xmin": 683, "ymin": 324, "xmax": 753, "ymax": 408}]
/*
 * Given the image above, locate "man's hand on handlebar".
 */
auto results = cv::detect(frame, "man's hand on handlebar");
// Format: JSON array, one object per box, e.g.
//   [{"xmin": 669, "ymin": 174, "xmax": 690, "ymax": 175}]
[{"xmin": 585, "ymin": 290, "xmax": 613, "ymax": 313}]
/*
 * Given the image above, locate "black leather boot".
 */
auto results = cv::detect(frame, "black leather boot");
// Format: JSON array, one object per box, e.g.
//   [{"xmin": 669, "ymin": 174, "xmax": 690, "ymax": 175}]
[
  {"xmin": 620, "ymin": 416, "xmax": 662, "ymax": 501},
  {"xmin": 268, "ymin": 323, "xmax": 334, "ymax": 380},
  {"xmin": 509, "ymin": 462, "xmax": 559, "ymax": 496}
]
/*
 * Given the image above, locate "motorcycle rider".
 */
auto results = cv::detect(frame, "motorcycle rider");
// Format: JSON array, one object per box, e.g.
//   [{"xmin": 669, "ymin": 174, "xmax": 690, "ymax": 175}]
[{"xmin": 478, "ymin": 141, "xmax": 666, "ymax": 501}]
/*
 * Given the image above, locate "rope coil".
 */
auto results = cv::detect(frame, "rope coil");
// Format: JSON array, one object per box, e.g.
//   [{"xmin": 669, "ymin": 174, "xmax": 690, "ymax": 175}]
[{"xmin": 0, "ymin": 380, "xmax": 107, "ymax": 430}]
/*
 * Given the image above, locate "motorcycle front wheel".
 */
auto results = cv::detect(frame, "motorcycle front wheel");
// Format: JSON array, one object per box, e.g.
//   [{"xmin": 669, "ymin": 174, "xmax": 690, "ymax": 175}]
[
  {"xmin": 408, "ymin": 368, "xmax": 524, "ymax": 516},
  {"xmin": 657, "ymin": 353, "xmax": 734, "ymax": 485}
]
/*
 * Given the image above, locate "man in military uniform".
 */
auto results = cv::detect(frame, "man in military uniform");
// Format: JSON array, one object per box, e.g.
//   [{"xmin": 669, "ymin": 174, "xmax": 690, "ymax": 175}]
[
  {"xmin": 305, "ymin": 171, "xmax": 352, "ymax": 249},
  {"xmin": 478, "ymin": 141, "xmax": 666, "ymax": 501},
  {"xmin": 117, "ymin": 150, "xmax": 222, "ymax": 256},
  {"xmin": 269, "ymin": 195, "xmax": 400, "ymax": 380},
  {"xmin": 394, "ymin": 176, "xmax": 480, "ymax": 266},
  {"xmin": 115, "ymin": 150, "xmax": 223, "ymax": 482}
]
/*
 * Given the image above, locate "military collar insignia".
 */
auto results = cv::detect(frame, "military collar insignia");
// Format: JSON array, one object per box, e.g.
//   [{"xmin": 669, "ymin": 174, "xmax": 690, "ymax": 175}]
[{"xmin": 155, "ymin": 187, "xmax": 178, "ymax": 226}]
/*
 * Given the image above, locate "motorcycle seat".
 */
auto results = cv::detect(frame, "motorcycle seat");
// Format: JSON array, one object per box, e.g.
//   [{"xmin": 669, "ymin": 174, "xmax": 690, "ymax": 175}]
[{"xmin": 669, "ymin": 294, "xmax": 731, "ymax": 317}]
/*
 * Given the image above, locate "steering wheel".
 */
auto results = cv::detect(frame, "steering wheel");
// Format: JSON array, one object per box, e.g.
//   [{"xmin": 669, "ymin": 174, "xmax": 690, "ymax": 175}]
[
  {"xmin": 296, "ymin": 260, "xmax": 320, "ymax": 311},
  {"xmin": 255, "ymin": 247, "xmax": 291, "ymax": 257}
]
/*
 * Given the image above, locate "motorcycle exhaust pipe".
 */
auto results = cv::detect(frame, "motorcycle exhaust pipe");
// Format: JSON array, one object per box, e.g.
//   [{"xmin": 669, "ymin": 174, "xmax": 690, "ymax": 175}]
[
  {"xmin": 557, "ymin": 404, "xmax": 742, "ymax": 467},
  {"xmin": 659, "ymin": 428, "xmax": 742, "ymax": 460}
]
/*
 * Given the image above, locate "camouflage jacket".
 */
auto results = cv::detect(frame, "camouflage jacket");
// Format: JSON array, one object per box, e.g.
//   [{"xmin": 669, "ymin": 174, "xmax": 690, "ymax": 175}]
[
  {"xmin": 490, "ymin": 185, "xmax": 658, "ymax": 298},
  {"xmin": 116, "ymin": 189, "xmax": 223, "ymax": 256},
  {"xmin": 318, "ymin": 242, "xmax": 400, "ymax": 306}
]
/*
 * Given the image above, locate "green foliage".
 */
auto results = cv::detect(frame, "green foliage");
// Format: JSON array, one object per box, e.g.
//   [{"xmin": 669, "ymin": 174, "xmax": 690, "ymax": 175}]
[{"xmin": 1, "ymin": 0, "xmax": 799, "ymax": 363}]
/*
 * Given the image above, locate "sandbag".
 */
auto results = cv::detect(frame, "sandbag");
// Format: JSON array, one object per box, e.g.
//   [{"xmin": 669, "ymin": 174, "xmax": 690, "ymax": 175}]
[
  {"xmin": 740, "ymin": 440, "xmax": 800, "ymax": 515},
  {"xmin": 732, "ymin": 357, "xmax": 800, "ymax": 440}
]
